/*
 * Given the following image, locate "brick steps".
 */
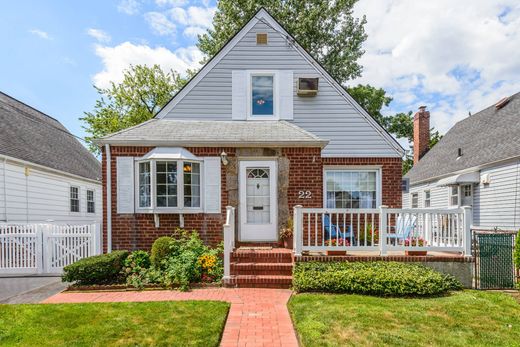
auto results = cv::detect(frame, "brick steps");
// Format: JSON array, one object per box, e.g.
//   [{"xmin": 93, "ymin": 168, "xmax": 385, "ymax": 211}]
[
  {"xmin": 224, "ymin": 275, "xmax": 293, "ymax": 289},
  {"xmin": 231, "ymin": 262, "xmax": 293, "ymax": 276},
  {"xmin": 227, "ymin": 248, "xmax": 294, "ymax": 288}
]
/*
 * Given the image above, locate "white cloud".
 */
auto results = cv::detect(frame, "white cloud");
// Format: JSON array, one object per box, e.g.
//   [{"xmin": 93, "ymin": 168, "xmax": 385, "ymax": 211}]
[
  {"xmin": 155, "ymin": 0, "xmax": 188, "ymax": 6},
  {"xmin": 184, "ymin": 26, "xmax": 206, "ymax": 39},
  {"xmin": 86, "ymin": 28, "xmax": 111, "ymax": 43},
  {"xmin": 92, "ymin": 42, "xmax": 203, "ymax": 88},
  {"xmin": 117, "ymin": 0, "xmax": 140, "ymax": 15},
  {"xmin": 169, "ymin": 7, "xmax": 188, "ymax": 25},
  {"xmin": 29, "ymin": 29, "xmax": 51, "ymax": 40},
  {"xmin": 144, "ymin": 12, "xmax": 177, "ymax": 36},
  {"xmin": 168, "ymin": 6, "xmax": 216, "ymax": 28},
  {"xmin": 353, "ymin": 0, "xmax": 520, "ymax": 135}
]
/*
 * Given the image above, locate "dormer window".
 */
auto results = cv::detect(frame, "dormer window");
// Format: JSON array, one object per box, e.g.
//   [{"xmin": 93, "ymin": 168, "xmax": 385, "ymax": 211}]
[{"xmin": 251, "ymin": 74, "xmax": 275, "ymax": 117}]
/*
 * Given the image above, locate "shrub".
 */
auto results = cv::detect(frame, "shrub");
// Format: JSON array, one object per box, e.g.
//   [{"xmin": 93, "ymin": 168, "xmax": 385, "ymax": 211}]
[
  {"xmin": 123, "ymin": 251, "xmax": 153, "ymax": 289},
  {"xmin": 293, "ymin": 261, "xmax": 463, "ymax": 296},
  {"xmin": 151, "ymin": 236, "xmax": 174, "ymax": 268},
  {"xmin": 62, "ymin": 251, "xmax": 129, "ymax": 285}
]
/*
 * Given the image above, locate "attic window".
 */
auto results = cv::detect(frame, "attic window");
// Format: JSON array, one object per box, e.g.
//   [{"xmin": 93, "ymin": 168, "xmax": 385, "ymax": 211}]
[{"xmin": 256, "ymin": 33, "xmax": 268, "ymax": 45}]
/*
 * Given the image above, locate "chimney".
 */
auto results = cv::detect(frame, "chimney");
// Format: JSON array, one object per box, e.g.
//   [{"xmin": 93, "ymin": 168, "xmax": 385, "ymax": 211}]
[{"xmin": 413, "ymin": 105, "xmax": 430, "ymax": 164}]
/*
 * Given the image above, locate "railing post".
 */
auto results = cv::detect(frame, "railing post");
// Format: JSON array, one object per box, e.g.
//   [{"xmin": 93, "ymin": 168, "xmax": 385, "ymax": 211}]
[
  {"xmin": 223, "ymin": 206, "xmax": 235, "ymax": 281},
  {"xmin": 462, "ymin": 206, "xmax": 473, "ymax": 256},
  {"xmin": 379, "ymin": 205, "xmax": 388, "ymax": 256},
  {"xmin": 293, "ymin": 205, "xmax": 303, "ymax": 256}
]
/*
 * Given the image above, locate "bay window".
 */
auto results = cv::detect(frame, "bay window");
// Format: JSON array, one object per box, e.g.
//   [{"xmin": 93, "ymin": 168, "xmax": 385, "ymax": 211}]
[
  {"xmin": 325, "ymin": 169, "xmax": 380, "ymax": 209},
  {"xmin": 137, "ymin": 159, "xmax": 201, "ymax": 211}
]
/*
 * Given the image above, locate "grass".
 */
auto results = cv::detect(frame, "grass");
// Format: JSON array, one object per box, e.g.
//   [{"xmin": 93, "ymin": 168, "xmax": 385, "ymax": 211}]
[
  {"xmin": 0, "ymin": 300, "xmax": 229, "ymax": 347},
  {"xmin": 288, "ymin": 290, "xmax": 520, "ymax": 347}
]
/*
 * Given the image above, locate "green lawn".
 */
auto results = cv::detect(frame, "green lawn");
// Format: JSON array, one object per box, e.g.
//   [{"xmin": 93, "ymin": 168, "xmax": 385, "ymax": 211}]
[
  {"xmin": 0, "ymin": 301, "xmax": 229, "ymax": 347},
  {"xmin": 288, "ymin": 290, "xmax": 520, "ymax": 347}
]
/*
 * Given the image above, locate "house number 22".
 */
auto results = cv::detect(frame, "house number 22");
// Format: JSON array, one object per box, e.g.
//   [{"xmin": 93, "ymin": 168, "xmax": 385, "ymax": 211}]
[{"xmin": 298, "ymin": 190, "xmax": 312, "ymax": 199}]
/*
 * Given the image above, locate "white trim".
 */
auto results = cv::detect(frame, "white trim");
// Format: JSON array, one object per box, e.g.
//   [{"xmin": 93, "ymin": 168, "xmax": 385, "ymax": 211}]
[
  {"xmin": 411, "ymin": 192, "xmax": 419, "ymax": 208},
  {"xmin": 86, "ymin": 189, "xmax": 96, "ymax": 214},
  {"xmin": 323, "ymin": 166, "xmax": 382, "ymax": 209},
  {"xmin": 152, "ymin": 9, "xmax": 404, "ymax": 157},
  {"xmin": 95, "ymin": 139, "xmax": 327, "ymax": 148},
  {"xmin": 69, "ymin": 185, "xmax": 80, "ymax": 214},
  {"xmin": 105, "ymin": 144, "xmax": 112, "ymax": 253}
]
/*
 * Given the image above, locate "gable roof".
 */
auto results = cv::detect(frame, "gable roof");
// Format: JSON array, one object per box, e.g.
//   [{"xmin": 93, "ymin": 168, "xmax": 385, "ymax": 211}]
[
  {"xmin": 405, "ymin": 92, "xmax": 520, "ymax": 185},
  {"xmin": 154, "ymin": 8, "xmax": 404, "ymax": 157},
  {"xmin": 95, "ymin": 119, "xmax": 328, "ymax": 147},
  {"xmin": 0, "ymin": 92, "xmax": 101, "ymax": 181}
]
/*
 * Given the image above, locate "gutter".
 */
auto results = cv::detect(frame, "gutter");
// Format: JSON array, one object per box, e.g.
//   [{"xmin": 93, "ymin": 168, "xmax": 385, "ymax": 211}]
[
  {"xmin": 105, "ymin": 144, "xmax": 112, "ymax": 253},
  {"xmin": 93, "ymin": 139, "xmax": 329, "ymax": 149}
]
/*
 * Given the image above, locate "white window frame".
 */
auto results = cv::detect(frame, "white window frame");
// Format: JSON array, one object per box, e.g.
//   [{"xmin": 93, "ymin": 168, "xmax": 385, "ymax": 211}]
[
  {"xmin": 247, "ymin": 70, "xmax": 279, "ymax": 120},
  {"xmin": 461, "ymin": 184, "xmax": 473, "ymax": 206},
  {"xmin": 86, "ymin": 189, "xmax": 95, "ymax": 214},
  {"xmin": 411, "ymin": 192, "xmax": 419, "ymax": 208},
  {"xmin": 135, "ymin": 159, "xmax": 204, "ymax": 213},
  {"xmin": 449, "ymin": 185, "xmax": 459, "ymax": 206},
  {"xmin": 70, "ymin": 186, "xmax": 80, "ymax": 213},
  {"xmin": 323, "ymin": 166, "xmax": 382, "ymax": 209},
  {"xmin": 424, "ymin": 190, "xmax": 431, "ymax": 208}
]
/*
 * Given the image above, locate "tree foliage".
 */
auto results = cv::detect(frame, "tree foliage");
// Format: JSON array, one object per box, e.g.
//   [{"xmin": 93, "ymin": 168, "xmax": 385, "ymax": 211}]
[
  {"xmin": 198, "ymin": 0, "xmax": 367, "ymax": 84},
  {"xmin": 81, "ymin": 64, "xmax": 189, "ymax": 153}
]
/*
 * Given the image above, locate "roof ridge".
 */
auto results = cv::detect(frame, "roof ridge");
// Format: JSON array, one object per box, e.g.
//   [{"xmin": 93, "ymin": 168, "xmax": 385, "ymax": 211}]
[{"xmin": 0, "ymin": 91, "xmax": 62, "ymax": 125}]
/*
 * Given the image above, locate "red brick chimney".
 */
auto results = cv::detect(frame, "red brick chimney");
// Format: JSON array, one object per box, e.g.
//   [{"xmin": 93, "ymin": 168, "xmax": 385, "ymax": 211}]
[{"xmin": 413, "ymin": 106, "xmax": 430, "ymax": 164}]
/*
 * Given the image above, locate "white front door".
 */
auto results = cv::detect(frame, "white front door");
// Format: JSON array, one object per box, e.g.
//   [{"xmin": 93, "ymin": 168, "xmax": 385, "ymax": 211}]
[{"xmin": 239, "ymin": 160, "xmax": 278, "ymax": 241}]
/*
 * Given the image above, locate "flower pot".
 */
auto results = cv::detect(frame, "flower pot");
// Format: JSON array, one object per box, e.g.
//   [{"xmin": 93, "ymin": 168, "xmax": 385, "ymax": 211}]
[
  {"xmin": 405, "ymin": 250, "xmax": 427, "ymax": 256},
  {"xmin": 326, "ymin": 250, "xmax": 347, "ymax": 256},
  {"xmin": 283, "ymin": 236, "xmax": 294, "ymax": 249}
]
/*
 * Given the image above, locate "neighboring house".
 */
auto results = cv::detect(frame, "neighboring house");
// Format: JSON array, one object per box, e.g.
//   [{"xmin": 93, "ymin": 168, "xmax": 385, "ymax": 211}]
[
  {"xmin": 97, "ymin": 8, "xmax": 404, "ymax": 252},
  {"xmin": 0, "ymin": 92, "xmax": 102, "ymax": 224},
  {"xmin": 403, "ymin": 93, "xmax": 520, "ymax": 230}
]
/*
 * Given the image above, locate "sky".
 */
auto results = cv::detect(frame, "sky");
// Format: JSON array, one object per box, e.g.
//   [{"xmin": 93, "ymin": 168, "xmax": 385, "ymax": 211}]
[{"xmin": 1, "ymin": 0, "xmax": 519, "ymax": 149}]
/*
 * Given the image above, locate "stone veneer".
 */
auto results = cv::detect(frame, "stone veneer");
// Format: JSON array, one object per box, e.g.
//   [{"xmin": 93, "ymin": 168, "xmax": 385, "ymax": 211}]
[{"xmin": 102, "ymin": 146, "xmax": 402, "ymax": 252}]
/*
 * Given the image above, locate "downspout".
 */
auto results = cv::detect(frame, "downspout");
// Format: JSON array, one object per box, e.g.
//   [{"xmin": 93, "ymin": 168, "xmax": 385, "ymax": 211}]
[{"xmin": 105, "ymin": 144, "xmax": 112, "ymax": 253}]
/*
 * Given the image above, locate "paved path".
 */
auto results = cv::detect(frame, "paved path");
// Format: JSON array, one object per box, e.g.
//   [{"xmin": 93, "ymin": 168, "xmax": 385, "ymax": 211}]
[
  {"xmin": 0, "ymin": 276, "xmax": 66, "ymax": 303},
  {"xmin": 43, "ymin": 288, "xmax": 299, "ymax": 347}
]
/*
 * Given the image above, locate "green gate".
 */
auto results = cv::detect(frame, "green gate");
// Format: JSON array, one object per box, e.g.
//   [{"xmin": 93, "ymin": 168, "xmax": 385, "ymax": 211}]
[{"xmin": 475, "ymin": 233, "xmax": 516, "ymax": 289}]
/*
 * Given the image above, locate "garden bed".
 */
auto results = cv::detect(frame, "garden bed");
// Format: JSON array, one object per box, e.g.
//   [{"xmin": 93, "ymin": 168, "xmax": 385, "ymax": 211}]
[{"xmin": 65, "ymin": 282, "xmax": 222, "ymax": 292}]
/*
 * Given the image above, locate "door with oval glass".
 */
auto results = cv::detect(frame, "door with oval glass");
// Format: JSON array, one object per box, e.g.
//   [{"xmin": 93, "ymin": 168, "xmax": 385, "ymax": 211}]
[{"xmin": 239, "ymin": 160, "xmax": 278, "ymax": 241}]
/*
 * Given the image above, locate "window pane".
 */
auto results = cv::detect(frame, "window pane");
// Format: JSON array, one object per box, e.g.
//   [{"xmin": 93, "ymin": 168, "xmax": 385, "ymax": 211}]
[
  {"xmin": 325, "ymin": 171, "xmax": 378, "ymax": 209},
  {"xmin": 184, "ymin": 162, "xmax": 201, "ymax": 208},
  {"xmin": 252, "ymin": 75, "xmax": 274, "ymax": 116},
  {"xmin": 139, "ymin": 162, "xmax": 151, "ymax": 208},
  {"xmin": 156, "ymin": 161, "xmax": 177, "ymax": 207}
]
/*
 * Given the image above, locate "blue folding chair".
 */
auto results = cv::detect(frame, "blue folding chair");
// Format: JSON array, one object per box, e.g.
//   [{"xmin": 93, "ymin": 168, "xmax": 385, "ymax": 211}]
[{"xmin": 324, "ymin": 214, "xmax": 354, "ymax": 243}]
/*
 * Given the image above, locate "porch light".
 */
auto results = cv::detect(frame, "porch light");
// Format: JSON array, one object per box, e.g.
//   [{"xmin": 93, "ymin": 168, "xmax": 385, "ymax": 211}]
[{"xmin": 220, "ymin": 151, "xmax": 229, "ymax": 166}]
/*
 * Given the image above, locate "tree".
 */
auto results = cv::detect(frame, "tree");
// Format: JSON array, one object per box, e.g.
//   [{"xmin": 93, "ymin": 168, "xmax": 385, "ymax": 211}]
[
  {"xmin": 81, "ymin": 64, "xmax": 189, "ymax": 153},
  {"xmin": 198, "ymin": 0, "xmax": 367, "ymax": 84}
]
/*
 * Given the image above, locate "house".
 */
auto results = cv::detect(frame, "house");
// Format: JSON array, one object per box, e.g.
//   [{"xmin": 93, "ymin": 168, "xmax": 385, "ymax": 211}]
[
  {"xmin": 403, "ymin": 93, "xmax": 520, "ymax": 230},
  {"xmin": 96, "ymin": 8, "xmax": 405, "ymax": 254},
  {"xmin": 0, "ymin": 92, "xmax": 102, "ymax": 224}
]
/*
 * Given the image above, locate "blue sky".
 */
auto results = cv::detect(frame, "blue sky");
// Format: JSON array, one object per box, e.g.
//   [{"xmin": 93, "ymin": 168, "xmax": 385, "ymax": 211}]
[{"xmin": 1, "ymin": 0, "xmax": 519, "ymax": 150}]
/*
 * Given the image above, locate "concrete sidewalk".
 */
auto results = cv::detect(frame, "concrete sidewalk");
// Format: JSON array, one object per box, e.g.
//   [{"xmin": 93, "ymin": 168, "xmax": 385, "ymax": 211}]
[{"xmin": 0, "ymin": 276, "xmax": 67, "ymax": 304}]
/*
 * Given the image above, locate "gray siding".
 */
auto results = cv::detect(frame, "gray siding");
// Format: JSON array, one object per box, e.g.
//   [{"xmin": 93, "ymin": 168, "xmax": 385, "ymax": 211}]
[
  {"xmin": 474, "ymin": 160, "xmax": 520, "ymax": 229},
  {"xmin": 164, "ymin": 21, "xmax": 399, "ymax": 157},
  {"xmin": 403, "ymin": 182, "xmax": 449, "ymax": 209}
]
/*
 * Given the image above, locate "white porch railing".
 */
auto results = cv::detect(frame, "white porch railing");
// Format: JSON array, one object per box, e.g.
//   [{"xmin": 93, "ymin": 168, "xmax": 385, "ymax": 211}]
[
  {"xmin": 0, "ymin": 223, "xmax": 101, "ymax": 274},
  {"xmin": 293, "ymin": 205, "xmax": 472, "ymax": 256},
  {"xmin": 223, "ymin": 206, "xmax": 236, "ymax": 281}
]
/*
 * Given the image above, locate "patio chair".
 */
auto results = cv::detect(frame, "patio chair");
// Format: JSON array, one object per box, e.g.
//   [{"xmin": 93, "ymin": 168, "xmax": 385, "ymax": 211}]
[
  {"xmin": 386, "ymin": 214, "xmax": 416, "ymax": 245},
  {"xmin": 323, "ymin": 214, "xmax": 355, "ymax": 243}
]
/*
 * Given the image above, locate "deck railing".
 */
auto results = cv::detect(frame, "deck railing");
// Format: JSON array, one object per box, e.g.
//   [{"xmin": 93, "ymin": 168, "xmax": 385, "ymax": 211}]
[
  {"xmin": 222, "ymin": 206, "xmax": 236, "ymax": 280},
  {"xmin": 293, "ymin": 205, "xmax": 472, "ymax": 256}
]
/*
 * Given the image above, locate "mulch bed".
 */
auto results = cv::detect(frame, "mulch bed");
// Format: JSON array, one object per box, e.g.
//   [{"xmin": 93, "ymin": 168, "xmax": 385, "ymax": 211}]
[{"xmin": 65, "ymin": 282, "xmax": 222, "ymax": 292}]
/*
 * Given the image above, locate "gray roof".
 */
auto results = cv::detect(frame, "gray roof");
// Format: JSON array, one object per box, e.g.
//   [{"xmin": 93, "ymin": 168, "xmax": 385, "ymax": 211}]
[
  {"xmin": 0, "ymin": 92, "xmax": 101, "ymax": 181},
  {"xmin": 96, "ymin": 119, "xmax": 328, "ymax": 147},
  {"xmin": 406, "ymin": 92, "xmax": 520, "ymax": 184}
]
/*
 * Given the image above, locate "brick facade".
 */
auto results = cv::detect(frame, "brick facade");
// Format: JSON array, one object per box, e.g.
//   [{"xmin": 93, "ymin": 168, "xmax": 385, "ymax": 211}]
[{"xmin": 102, "ymin": 146, "xmax": 402, "ymax": 252}]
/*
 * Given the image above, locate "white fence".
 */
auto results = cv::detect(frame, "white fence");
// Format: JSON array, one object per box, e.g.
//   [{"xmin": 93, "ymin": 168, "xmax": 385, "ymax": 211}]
[
  {"xmin": 293, "ymin": 206, "xmax": 472, "ymax": 256},
  {"xmin": 0, "ymin": 223, "xmax": 101, "ymax": 275}
]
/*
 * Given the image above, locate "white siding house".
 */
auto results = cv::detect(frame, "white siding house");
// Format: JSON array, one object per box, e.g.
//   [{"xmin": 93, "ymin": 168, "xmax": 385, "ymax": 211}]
[
  {"xmin": 0, "ymin": 92, "xmax": 102, "ymax": 224},
  {"xmin": 403, "ymin": 93, "xmax": 520, "ymax": 230}
]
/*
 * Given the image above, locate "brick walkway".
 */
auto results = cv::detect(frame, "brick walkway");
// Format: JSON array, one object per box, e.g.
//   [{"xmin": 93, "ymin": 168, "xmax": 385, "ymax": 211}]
[{"xmin": 43, "ymin": 288, "xmax": 299, "ymax": 347}]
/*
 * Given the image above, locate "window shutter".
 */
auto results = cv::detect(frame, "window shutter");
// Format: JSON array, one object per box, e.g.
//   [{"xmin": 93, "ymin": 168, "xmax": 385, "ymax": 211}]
[
  {"xmin": 204, "ymin": 157, "xmax": 221, "ymax": 213},
  {"xmin": 232, "ymin": 70, "xmax": 247, "ymax": 120},
  {"xmin": 116, "ymin": 157, "xmax": 134, "ymax": 214},
  {"xmin": 279, "ymin": 71, "xmax": 294, "ymax": 120}
]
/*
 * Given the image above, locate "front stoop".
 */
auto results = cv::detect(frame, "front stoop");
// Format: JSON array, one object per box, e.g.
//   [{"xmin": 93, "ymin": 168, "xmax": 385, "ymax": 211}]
[{"xmin": 225, "ymin": 248, "xmax": 294, "ymax": 288}]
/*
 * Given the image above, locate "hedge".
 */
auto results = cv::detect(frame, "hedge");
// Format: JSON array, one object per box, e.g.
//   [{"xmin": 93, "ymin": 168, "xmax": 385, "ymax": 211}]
[
  {"xmin": 293, "ymin": 261, "xmax": 463, "ymax": 296},
  {"xmin": 62, "ymin": 251, "xmax": 129, "ymax": 285},
  {"xmin": 151, "ymin": 236, "xmax": 174, "ymax": 268}
]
